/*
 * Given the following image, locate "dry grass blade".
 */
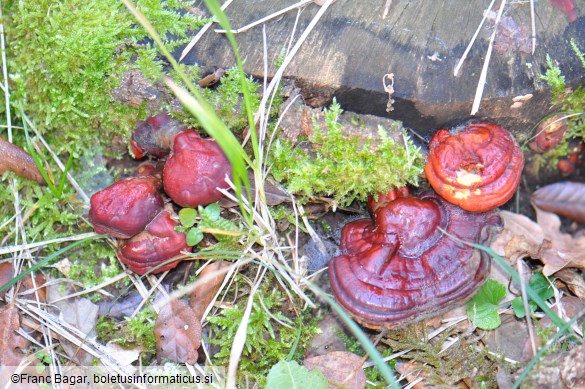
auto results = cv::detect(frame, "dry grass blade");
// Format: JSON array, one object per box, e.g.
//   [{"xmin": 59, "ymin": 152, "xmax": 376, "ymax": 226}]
[
  {"xmin": 517, "ymin": 259, "xmax": 537, "ymax": 358},
  {"xmin": 179, "ymin": 0, "xmax": 235, "ymax": 62},
  {"xmin": 0, "ymin": 232, "xmax": 97, "ymax": 255},
  {"xmin": 214, "ymin": 0, "xmax": 313, "ymax": 34},
  {"xmin": 226, "ymin": 267, "xmax": 266, "ymax": 389},
  {"xmin": 16, "ymin": 302, "xmax": 135, "ymax": 375},
  {"xmin": 530, "ymin": 0, "xmax": 536, "ymax": 54},
  {"xmin": 471, "ymin": 0, "xmax": 507, "ymax": 115},
  {"xmin": 454, "ymin": 0, "xmax": 496, "ymax": 77}
]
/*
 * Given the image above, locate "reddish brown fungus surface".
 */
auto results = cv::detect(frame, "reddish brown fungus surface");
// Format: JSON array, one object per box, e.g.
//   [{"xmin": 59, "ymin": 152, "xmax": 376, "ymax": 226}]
[
  {"xmin": 117, "ymin": 207, "xmax": 191, "ymax": 275},
  {"xmin": 425, "ymin": 122, "xmax": 524, "ymax": 212},
  {"xmin": 131, "ymin": 111, "xmax": 186, "ymax": 158},
  {"xmin": 528, "ymin": 114, "xmax": 567, "ymax": 153},
  {"xmin": 328, "ymin": 189, "xmax": 501, "ymax": 329},
  {"xmin": 88, "ymin": 176, "xmax": 163, "ymax": 239},
  {"xmin": 163, "ymin": 130, "xmax": 232, "ymax": 208}
]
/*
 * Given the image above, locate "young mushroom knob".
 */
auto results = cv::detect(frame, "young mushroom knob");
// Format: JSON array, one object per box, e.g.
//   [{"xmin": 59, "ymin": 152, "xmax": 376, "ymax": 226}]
[
  {"xmin": 328, "ymin": 188, "xmax": 501, "ymax": 329},
  {"xmin": 424, "ymin": 122, "xmax": 524, "ymax": 212},
  {"xmin": 117, "ymin": 207, "xmax": 192, "ymax": 275},
  {"xmin": 88, "ymin": 176, "xmax": 164, "ymax": 239},
  {"xmin": 163, "ymin": 130, "xmax": 232, "ymax": 208}
]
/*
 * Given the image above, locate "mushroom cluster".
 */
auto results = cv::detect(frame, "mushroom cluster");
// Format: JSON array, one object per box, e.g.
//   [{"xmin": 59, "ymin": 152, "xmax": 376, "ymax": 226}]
[
  {"xmin": 329, "ymin": 122, "xmax": 523, "ymax": 328},
  {"xmin": 88, "ymin": 112, "xmax": 231, "ymax": 275},
  {"xmin": 328, "ymin": 188, "xmax": 501, "ymax": 329}
]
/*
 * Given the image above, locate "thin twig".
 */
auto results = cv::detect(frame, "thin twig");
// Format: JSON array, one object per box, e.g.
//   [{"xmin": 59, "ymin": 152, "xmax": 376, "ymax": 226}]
[
  {"xmin": 382, "ymin": 0, "xmax": 392, "ymax": 19},
  {"xmin": 215, "ymin": 0, "xmax": 313, "ymax": 34},
  {"xmin": 471, "ymin": 0, "xmax": 507, "ymax": 115}
]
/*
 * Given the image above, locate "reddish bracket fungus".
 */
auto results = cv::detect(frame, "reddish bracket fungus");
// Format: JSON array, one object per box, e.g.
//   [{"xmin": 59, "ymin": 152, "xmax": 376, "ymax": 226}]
[
  {"xmin": 163, "ymin": 130, "xmax": 232, "ymax": 208},
  {"xmin": 425, "ymin": 122, "xmax": 524, "ymax": 212},
  {"xmin": 328, "ymin": 188, "xmax": 501, "ymax": 329},
  {"xmin": 88, "ymin": 176, "xmax": 164, "ymax": 239},
  {"xmin": 117, "ymin": 207, "xmax": 192, "ymax": 275},
  {"xmin": 130, "ymin": 111, "xmax": 186, "ymax": 158}
]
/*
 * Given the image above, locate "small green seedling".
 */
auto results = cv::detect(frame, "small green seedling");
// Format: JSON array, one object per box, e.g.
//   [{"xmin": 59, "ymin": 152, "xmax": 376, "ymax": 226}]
[
  {"xmin": 511, "ymin": 272, "xmax": 555, "ymax": 318},
  {"xmin": 177, "ymin": 203, "xmax": 242, "ymax": 247},
  {"xmin": 467, "ymin": 279, "xmax": 507, "ymax": 330}
]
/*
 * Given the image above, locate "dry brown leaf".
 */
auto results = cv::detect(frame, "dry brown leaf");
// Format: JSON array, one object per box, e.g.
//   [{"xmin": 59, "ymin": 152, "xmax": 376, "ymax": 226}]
[
  {"xmin": 189, "ymin": 260, "xmax": 230, "ymax": 321},
  {"xmin": 0, "ymin": 262, "xmax": 15, "ymax": 299},
  {"xmin": 0, "ymin": 264, "xmax": 47, "ymax": 302},
  {"xmin": 155, "ymin": 299, "xmax": 201, "ymax": 365},
  {"xmin": 531, "ymin": 181, "xmax": 585, "ymax": 224},
  {"xmin": 0, "ymin": 305, "xmax": 30, "ymax": 366},
  {"xmin": 490, "ymin": 209, "xmax": 585, "ymax": 276},
  {"xmin": 20, "ymin": 272, "xmax": 47, "ymax": 303},
  {"xmin": 303, "ymin": 351, "xmax": 366, "ymax": 389}
]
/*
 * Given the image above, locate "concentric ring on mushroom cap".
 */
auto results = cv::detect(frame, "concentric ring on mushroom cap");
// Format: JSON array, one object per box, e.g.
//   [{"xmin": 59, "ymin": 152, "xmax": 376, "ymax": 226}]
[
  {"xmin": 424, "ymin": 123, "xmax": 524, "ymax": 212},
  {"xmin": 328, "ymin": 191, "xmax": 501, "ymax": 330}
]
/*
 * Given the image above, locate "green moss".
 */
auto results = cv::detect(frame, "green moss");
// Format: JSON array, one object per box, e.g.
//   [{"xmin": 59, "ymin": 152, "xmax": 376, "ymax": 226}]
[
  {"xmin": 3, "ymin": 0, "xmax": 206, "ymax": 157},
  {"xmin": 96, "ymin": 309, "xmax": 157, "ymax": 358},
  {"xmin": 269, "ymin": 99, "xmax": 425, "ymax": 207},
  {"xmin": 540, "ymin": 41, "xmax": 585, "ymax": 143}
]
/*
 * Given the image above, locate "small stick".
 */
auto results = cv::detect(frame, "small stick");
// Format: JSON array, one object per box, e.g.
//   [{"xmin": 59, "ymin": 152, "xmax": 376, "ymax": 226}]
[
  {"xmin": 530, "ymin": 0, "xmax": 536, "ymax": 54},
  {"xmin": 215, "ymin": 0, "xmax": 313, "ymax": 34},
  {"xmin": 179, "ymin": 0, "xmax": 234, "ymax": 62},
  {"xmin": 471, "ymin": 0, "xmax": 507, "ymax": 115},
  {"xmin": 454, "ymin": 0, "xmax": 497, "ymax": 77}
]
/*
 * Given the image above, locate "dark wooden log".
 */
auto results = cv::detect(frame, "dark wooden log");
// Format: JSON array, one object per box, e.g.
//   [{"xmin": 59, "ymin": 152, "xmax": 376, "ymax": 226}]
[{"xmin": 182, "ymin": 0, "xmax": 584, "ymax": 137}]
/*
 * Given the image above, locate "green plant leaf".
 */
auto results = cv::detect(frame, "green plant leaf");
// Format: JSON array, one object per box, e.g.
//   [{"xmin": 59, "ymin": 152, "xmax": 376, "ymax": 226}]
[
  {"xmin": 179, "ymin": 208, "xmax": 197, "ymax": 228},
  {"xmin": 265, "ymin": 361, "xmax": 327, "ymax": 389},
  {"xmin": 467, "ymin": 279, "xmax": 507, "ymax": 330},
  {"xmin": 202, "ymin": 203, "xmax": 221, "ymax": 221},
  {"xmin": 186, "ymin": 228, "xmax": 204, "ymax": 246},
  {"xmin": 512, "ymin": 273, "xmax": 555, "ymax": 318}
]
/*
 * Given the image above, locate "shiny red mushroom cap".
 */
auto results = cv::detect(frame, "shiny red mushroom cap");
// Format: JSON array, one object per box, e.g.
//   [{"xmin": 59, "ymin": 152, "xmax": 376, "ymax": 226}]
[
  {"xmin": 163, "ymin": 130, "xmax": 232, "ymax": 208},
  {"xmin": 328, "ymin": 188, "xmax": 501, "ymax": 329},
  {"xmin": 117, "ymin": 207, "xmax": 192, "ymax": 275},
  {"xmin": 88, "ymin": 176, "xmax": 163, "ymax": 239},
  {"xmin": 424, "ymin": 122, "xmax": 524, "ymax": 212}
]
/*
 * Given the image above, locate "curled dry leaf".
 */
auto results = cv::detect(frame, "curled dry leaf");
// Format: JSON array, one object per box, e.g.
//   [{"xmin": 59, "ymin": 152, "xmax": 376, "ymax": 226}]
[
  {"xmin": 189, "ymin": 260, "xmax": 230, "ymax": 321},
  {"xmin": 0, "ymin": 305, "xmax": 29, "ymax": 366},
  {"xmin": 531, "ymin": 181, "xmax": 585, "ymax": 225},
  {"xmin": 154, "ymin": 299, "xmax": 201, "ymax": 365},
  {"xmin": 490, "ymin": 209, "xmax": 585, "ymax": 276},
  {"xmin": 303, "ymin": 351, "xmax": 366, "ymax": 389},
  {"xmin": 0, "ymin": 138, "xmax": 44, "ymax": 183}
]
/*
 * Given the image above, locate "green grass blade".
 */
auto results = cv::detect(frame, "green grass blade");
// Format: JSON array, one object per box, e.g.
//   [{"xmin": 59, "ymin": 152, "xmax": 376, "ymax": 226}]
[{"xmin": 202, "ymin": 0, "xmax": 259, "ymax": 161}]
